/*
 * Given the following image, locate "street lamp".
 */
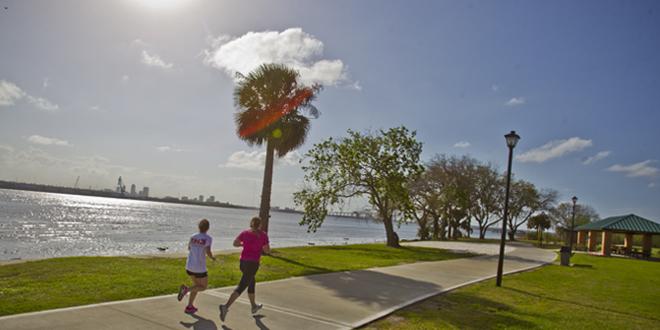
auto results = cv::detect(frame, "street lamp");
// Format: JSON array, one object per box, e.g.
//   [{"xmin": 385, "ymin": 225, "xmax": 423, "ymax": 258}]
[
  {"xmin": 496, "ymin": 130, "xmax": 520, "ymax": 287},
  {"xmin": 568, "ymin": 196, "xmax": 578, "ymax": 253}
]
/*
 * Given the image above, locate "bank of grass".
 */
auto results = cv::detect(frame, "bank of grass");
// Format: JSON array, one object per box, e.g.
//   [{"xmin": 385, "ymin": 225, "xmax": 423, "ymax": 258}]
[
  {"xmin": 364, "ymin": 254, "xmax": 660, "ymax": 329},
  {"xmin": 0, "ymin": 243, "xmax": 469, "ymax": 316}
]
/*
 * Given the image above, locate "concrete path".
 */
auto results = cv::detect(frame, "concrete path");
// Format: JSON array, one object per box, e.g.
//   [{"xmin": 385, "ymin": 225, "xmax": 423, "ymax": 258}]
[{"xmin": 0, "ymin": 242, "xmax": 555, "ymax": 330}]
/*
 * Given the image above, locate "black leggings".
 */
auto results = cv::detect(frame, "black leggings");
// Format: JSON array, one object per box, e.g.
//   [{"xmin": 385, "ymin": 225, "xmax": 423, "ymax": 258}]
[{"xmin": 235, "ymin": 260, "xmax": 260, "ymax": 294}]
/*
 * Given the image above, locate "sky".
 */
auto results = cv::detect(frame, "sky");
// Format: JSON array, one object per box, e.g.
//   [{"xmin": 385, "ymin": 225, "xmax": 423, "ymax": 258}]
[{"xmin": 0, "ymin": 0, "xmax": 659, "ymax": 220}]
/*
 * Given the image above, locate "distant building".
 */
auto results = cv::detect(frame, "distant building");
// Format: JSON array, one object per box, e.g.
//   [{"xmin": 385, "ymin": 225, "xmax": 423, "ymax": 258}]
[
  {"xmin": 141, "ymin": 187, "xmax": 150, "ymax": 198},
  {"xmin": 130, "ymin": 184, "xmax": 137, "ymax": 196},
  {"xmin": 199, "ymin": 195, "xmax": 204, "ymax": 202},
  {"xmin": 116, "ymin": 176, "xmax": 125, "ymax": 194},
  {"xmin": 181, "ymin": 196, "xmax": 189, "ymax": 201},
  {"xmin": 207, "ymin": 196, "xmax": 215, "ymax": 203}
]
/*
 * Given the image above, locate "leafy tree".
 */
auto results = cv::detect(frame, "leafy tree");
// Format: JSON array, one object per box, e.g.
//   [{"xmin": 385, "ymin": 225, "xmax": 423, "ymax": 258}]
[
  {"xmin": 410, "ymin": 161, "xmax": 444, "ymax": 240},
  {"xmin": 234, "ymin": 63, "xmax": 321, "ymax": 232},
  {"xmin": 550, "ymin": 203, "xmax": 599, "ymax": 244},
  {"xmin": 504, "ymin": 180, "xmax": 557, "ymax": 241},
  {"xmin": 469, "ymin": 162, "xmax": 503, "ymax": 239},
  {"xmin": 294, "ymin": 127, "xmax": 424, "ymax": 247},
  {"xmin": 426, "ymin": 155, "xmax": 475, "ymax": 240},
  {"xmin": 528, "ymin": 212, "xmax": 551, "ymax": 247},
  {"xmin": 409, "ymin": 178, "xmax": 434, "ymax": 240}
]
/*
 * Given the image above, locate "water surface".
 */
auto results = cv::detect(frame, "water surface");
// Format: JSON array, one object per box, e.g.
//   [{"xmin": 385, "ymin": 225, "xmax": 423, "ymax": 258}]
[{"xmin": 0, "ymin": 189, "xmax": 419, "ymax": 261}]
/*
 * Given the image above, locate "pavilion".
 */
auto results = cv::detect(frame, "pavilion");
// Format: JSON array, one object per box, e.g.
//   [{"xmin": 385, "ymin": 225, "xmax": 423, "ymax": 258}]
[{"xmin": 575, "ymin": 214, "xmax": 660, "ymax": 258}]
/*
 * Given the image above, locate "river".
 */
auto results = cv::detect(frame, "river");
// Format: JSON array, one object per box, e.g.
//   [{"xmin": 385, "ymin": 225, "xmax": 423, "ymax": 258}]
[{"xmin": 0, "ymin": 189, "xmax": 421, "ymax": 261}]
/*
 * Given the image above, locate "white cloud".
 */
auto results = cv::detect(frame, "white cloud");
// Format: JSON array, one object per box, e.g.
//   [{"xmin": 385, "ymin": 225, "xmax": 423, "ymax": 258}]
[
  {"xmin": 491, "ymin": 84, "xmax": 499, "ymax": 92},
  {"xmin": 156, "ymin": 146, "xmax": 184, "ymax": 152},
  {"xmin": 27, "ymin": 135, "xmax": 71, "ymax": 147},
  {"xmin": 122, "ymin": 75, "xmax": 130, "ymax": 82},
  {"xmin": 0, "ymin": 80, "xmax": 58, "ymax": 111},
  {"xmin": 204, "ymin": 28, "xmax": 356, "ymax": 88},
  {"xmin": 649, "ymin": 182, "xmax": 656, "ymax": 188},
  {"xmin": 607, "ymin": 160, "xmax": 659, "ymax": 178},
  {"xmin": 0, "ymin": 80, "xmax": 25, "ymax": 106},
  {"xmin": 505, "ymin": 97, "xmax": 525, "ymax": 106},
  {"xmin": 453, "ymin": 141, "xmax": 471, "ymax": 148},
  {"xmin": 26, "ymin": 95, "xmax": 59, "ymax": 111},
  {"xmin": 0, "ymin": 144, "xmax": 14, "ymax": 153},
  {"xmin": 582, "ymin": 150, "xmax": 611, "ymax": 165},
  {"xmin": 43, "ymin": 77, "xmax": 50, "ymax": 88},
  {"xmin": 132, "ymin": 38, "xmax": 150, "ymax": 47},
  {"xmin": 141, "ymin": 50, "xmax": 173, "ymax": 69},
  {"xmin": 220, "ymin": 150, "xmax": 301, "ymax": 170},
  {"xmin": 90, "ymin": 105, "xmax": 101, "ymax": 111},
  {"xmin": 516, "ymin": 137, "xmax": 592, "ymax": 163}
]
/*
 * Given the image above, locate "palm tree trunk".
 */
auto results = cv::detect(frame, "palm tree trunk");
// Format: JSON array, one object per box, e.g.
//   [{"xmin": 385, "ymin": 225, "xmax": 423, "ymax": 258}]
[{"xmin": 258, "ymin": 139, "xmax": 275, "ymax": 233}]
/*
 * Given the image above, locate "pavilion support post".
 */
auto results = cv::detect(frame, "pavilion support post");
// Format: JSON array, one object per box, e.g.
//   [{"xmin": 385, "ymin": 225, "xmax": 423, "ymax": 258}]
[
  {"xmin": 577, "ymin": 231, "xmax": 586, "ymax": 247},
  {"xmin": 642, "ymin": 234, "xmax": 653, "ymax": 258},
  {"xmin": 601, "ymin": 231, "xmax": 612, "ymax": 256},
  {"xmin": 624, "ymin": 233, "xmax": 634, "ymax": 255},
  {"xmin": 587, "ymin": 231, "xmax": 598, "ymax": 252}
]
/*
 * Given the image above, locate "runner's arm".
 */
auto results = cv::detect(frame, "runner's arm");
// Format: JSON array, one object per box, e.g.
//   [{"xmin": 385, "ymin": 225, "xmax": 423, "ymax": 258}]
[
  {"xmin": 233, "ymin": 236, "xmax": 242, "ymax": 247},
  {"xmin": 205, "ymin": 246, "xmax": 216, "ymax": 261},
  {"xmin": 262, "ymin": 244, "xmax": 271, "ymax": 254}
]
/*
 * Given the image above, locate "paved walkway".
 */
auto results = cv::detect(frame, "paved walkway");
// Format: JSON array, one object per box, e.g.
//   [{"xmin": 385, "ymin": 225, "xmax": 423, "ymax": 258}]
[{"xmin": 0, "ymin": 242, "xmax": 556, "ymax": 330}]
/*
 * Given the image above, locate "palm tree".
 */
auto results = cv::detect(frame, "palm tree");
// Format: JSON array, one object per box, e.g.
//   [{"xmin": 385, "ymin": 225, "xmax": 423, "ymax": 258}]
[{"xmin": 234, "ymin": 63, "xmax": 321, "ymax": 233}]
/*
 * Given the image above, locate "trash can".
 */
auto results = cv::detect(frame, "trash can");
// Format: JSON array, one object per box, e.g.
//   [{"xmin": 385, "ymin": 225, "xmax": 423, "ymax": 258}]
[{"xmin": 560, "ymin": 246, "xmax": 571, "ymax": 266}]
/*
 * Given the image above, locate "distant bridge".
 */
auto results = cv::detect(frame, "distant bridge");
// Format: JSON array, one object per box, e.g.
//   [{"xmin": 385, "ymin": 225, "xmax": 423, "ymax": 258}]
[{"xmin": 327, "ymin": 211, "xmax": 373, "ymax": 219}]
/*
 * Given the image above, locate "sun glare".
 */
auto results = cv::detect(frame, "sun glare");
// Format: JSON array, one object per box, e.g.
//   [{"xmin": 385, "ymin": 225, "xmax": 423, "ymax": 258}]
[{"xmin": 136, "ymin": 0, "xmax": 188, "ymax": 9}]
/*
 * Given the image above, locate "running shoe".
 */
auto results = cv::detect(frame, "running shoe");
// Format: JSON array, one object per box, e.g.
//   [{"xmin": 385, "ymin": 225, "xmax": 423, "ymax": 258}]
[
  {"xmin": 184, "ymin": 305, "xmax": 198, "ymax": 314},
  {"xmin": 219, "ymin": 304, "xmax": 228, "ymax": 321},
  {"xmin": 251, "ymin": 304, "xmax": 263, "ymax": 314},
  {"xmin": 177, "ymin": 285, "xmax": 189, "ymax": 301}
]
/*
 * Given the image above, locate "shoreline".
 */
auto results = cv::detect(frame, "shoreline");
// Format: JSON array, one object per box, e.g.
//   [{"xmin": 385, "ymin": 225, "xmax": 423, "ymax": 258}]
[{"xmin": 0, "ymin": 241, "xmax": 389, "ymax": 266}]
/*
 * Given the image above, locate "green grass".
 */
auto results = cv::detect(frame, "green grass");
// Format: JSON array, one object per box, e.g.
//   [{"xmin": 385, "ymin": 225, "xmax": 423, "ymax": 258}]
[
  {"xmin": 0, "ymin": 244, "xmax": 469, "ymax": 316},
  {"xmin": 364, "ymin": 254, "xmax": 660, "ymax": 329}
]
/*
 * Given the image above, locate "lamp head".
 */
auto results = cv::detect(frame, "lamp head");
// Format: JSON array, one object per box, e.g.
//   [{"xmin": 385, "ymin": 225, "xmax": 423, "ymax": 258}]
[
  {"xmin": 505, "ymin": 131, "xmax": 520, "ymax": 149},
  {"xmin": 572, "ymin": 196, "xmax": 578, "ymax": 204}
]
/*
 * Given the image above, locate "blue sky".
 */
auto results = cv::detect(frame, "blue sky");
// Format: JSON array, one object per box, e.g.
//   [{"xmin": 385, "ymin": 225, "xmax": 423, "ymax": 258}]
[{"xmin": 0, "ymin": 0, "xmax": 659, "ymax": 220}]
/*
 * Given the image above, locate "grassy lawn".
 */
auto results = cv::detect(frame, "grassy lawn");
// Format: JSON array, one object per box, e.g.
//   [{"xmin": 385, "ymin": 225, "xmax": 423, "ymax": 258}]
[
  {"xmin": 0, "ymin": 244, "xmax": 469, "ymax": 316},
  {"xmin": 364, "ymin": 254, "xmax": 660, "ymax": 329}
]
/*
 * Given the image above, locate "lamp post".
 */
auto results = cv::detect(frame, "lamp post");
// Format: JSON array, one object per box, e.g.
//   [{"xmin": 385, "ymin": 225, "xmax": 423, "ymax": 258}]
[
  {"xmin": 496, "ymin": 130, "xmax": 520, "ymax": 287},
  {"xmin": 568, "ymin": 196, "xmax": 578, "ymax": 254}
]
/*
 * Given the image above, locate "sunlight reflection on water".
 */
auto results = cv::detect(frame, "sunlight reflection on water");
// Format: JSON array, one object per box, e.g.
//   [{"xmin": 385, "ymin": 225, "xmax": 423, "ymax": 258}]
[{"xmin": 0, "ymin": 189, "xmax": 419, "ymax": 261}]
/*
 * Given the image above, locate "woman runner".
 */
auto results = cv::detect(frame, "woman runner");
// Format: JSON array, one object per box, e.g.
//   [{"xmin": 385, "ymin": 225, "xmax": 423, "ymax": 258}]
[
  {"xmin": 220, "ymin": 216, "xmax": 270, "ymax": 321},
  {"xmin": 177, "ymin": 219, "xmax": 216, "ymax": 314}
]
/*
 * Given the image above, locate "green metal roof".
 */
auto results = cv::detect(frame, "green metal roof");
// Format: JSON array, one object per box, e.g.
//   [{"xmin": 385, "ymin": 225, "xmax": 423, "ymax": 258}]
[{"xmin": 575, "ymin": 214, "xmax": 660, "ymax": 234}]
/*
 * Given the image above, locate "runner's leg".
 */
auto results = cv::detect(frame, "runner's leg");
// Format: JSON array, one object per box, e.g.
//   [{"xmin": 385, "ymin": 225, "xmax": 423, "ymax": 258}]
[{"xmin": 188, "ymin": 276, "xmax": 208, "ymax": 306}]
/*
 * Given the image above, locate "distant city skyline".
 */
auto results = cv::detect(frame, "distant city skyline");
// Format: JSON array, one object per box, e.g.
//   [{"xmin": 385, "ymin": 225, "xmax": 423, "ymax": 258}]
[{"xmin": 1, "ymin": 1, "xmax": 659, "ymax": 219}]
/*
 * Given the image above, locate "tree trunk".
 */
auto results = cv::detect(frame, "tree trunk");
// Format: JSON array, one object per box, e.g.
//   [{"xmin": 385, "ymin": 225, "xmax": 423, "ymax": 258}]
[
  {"xmin": 465, "ymin": 219, "xmax": 471, "ymax": 238},
  {"xmin": 508, "ymin": 228, "xmax": 516, "ymax": 241},
  {"xmin": 440, "ymin": 218, "xmax": 447, "ymax": 240},
  {"xmin": 383, "ymin": 216, "xmax": 400, "ymax": 248},
  {"xmin": 258, "ymin": 139, "xmax": 275, "ymax": 233},
  {"xmin": 432, "ymin": 215, "xmax": 440, "ymax": 240}
]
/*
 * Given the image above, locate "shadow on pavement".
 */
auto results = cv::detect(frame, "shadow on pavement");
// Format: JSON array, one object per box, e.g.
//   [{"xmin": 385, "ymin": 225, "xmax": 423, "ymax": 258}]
[
  {"xmin": 478, "ymin": 254, "xmax": 548, "ymax": 265},
  {"xmin": 180, "ymin": 314, "xmax": 218, "ymax": 330},
  {"xmin": 306, "ymin": 269, "xmax": 441, "ymax": 307},
  {"xmin": 253, "ymin": 314, "xmax": 269, "ymax": 330}
]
